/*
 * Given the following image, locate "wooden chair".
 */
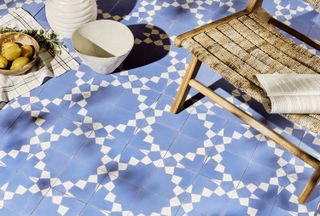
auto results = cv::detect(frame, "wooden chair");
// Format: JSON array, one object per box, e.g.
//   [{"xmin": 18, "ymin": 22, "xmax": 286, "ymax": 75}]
[{"xmin": 171, "ymin": 0, "xmax": 320, "ymax": 203}]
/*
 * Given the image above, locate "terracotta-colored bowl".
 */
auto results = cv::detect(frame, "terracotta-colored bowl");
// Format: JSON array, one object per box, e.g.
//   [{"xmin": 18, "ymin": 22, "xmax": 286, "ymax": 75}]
[{"xmin": 0, "ymin": 32, "xmax": 40, "ymax": 76}]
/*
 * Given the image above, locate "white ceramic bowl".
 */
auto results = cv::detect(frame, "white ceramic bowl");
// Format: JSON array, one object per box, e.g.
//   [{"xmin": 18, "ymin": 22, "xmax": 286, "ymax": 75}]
[{"xmin": 71, "ymin": 20, "xmax": 134, "ymax": 74}]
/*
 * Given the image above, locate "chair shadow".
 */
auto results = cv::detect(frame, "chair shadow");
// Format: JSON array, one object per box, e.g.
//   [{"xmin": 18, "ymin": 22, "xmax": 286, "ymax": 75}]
[
  {"xmin": 288, "ymin": 10, "xmax": 320, "ymax": 40},
  {"xmin": 182, "ymin": 78, "xmax": 306, "ymax": 139}
]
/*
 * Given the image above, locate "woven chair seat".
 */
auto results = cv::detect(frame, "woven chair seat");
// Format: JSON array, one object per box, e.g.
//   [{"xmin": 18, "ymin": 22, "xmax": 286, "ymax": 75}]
[{"xmin": 182, "ymin": 12, "xmax": 320, "ymax": 134}]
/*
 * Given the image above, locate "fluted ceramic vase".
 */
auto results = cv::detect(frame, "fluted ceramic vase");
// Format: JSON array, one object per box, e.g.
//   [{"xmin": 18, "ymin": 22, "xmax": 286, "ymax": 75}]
[{"xmin": 45, "ymin": 0, "xmax": 97, "ymax": 37}]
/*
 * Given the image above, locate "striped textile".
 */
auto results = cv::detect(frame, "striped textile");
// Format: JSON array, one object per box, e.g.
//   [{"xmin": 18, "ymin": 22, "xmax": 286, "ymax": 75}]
[
  {"xmin": 256, "ymin": 74, "xmax": 320, "ymax": 113},
  {"xmin": 0, "ymin": 8, "xmax": 79, "ymax": 102}
]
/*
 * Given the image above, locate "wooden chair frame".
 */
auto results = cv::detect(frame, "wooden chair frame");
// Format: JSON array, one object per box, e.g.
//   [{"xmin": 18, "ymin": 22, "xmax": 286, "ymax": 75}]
[{"xmin": 171, "ymin": 0, "xmax": 320, "ymax": 203}]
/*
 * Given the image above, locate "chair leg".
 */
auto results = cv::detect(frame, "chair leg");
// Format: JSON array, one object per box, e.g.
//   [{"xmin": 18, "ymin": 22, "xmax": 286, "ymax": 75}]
[
  {"xmin": 171, "ymin": 55, "xmax": 202, "ymax": 114},
  {"xmin": 298, "ymin": 168, "xmax": 320, "ymax": 203}
]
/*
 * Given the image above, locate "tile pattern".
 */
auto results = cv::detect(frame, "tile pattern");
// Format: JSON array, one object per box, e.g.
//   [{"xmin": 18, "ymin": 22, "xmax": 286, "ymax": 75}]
[{"xmin": 0, "ymin": 0, "xmax": 319, "ymax": 215}]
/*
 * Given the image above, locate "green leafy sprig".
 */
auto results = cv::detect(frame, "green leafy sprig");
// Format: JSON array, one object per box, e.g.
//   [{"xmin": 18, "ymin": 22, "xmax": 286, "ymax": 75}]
[{"xmin": 0, "ymin": 27, "xmax": 62, "ymax": 56}]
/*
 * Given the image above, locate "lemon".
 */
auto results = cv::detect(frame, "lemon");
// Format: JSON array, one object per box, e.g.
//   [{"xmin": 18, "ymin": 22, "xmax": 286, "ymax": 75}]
[
  {"xmin": 2, "ymin": 42, "xmax": 19, "ymax": 53},
  {"xmin": 10, "ymin": 57, "xmax": 30, "ymax": 70},
  {"xmin": 0, "ymin": 55, "xmax": 8, "ymax": 69},
  {"xmin": 2, "ymin": 46, "xmax": 22, "ymax": 61},
  {"xmin": 21, "ymin": 45, "xmax": 34, "ymax": 58}
]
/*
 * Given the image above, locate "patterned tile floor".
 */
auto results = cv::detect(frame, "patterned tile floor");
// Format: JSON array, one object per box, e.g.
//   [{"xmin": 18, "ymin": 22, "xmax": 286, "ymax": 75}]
[{"xmin": 0, "ymin": 0, "xmax": 319, "ymax": 215}]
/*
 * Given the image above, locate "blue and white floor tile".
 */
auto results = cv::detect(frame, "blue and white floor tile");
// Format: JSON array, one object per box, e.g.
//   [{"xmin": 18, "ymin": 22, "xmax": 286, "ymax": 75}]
[
  {"xmin": 32, "ymin": 189, "xmax": 86, "ymax": 216},
  {"xmin": 0, "ymin": 0, "xmax": 319, "ymax": 215}
]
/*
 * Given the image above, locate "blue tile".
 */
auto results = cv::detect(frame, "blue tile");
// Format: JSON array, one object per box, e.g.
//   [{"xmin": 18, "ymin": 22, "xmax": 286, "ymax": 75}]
[
  {"xmin": 53, "ymin": 159, "xmax": 106, "ymax": 202},
  {"xmin": 147, "ymin": 14, "xmax": 175, "ymax": 36},
  {"xmin": 34, "ymin": 7, "xmax": 50, "ymax": 29},
  {"xmin": 125, "ymin": 0, "xmax": 159, "ymax": 23},
  {"xmin": 65, "ymin": 105, "xmax": 139, "ymax": 148},
  {"xmin": 251, "ymin": 140, "xmax": 288, "ymax": 171},
  {"xmin": 1, "ymin": 173, "xmax": 46, "ymax": 215},
  {"xmin": 32, "ymin": 189, "xmax": 85, "ymax": 216},
  {"xmin": 237, "ymin": 162, "xmax": 282, "ymax": 204},
  {"xmin": 275, "ymin": 127, "xmax": 304, "ymax": 150},
  {"xmin": 35, "ymin": 71, "xmax": 84, "ymax": 115},
  {"xmin": 274, "ymin": 178, "xmax": 320, "ymax": 214},
  {"xmin": 0, "ymin": 102, "xmax": 25, "ymax": 134},
  {"xmin": 88, "ymin": 174, "xmax": 140, "ymax": 214},
  {"xmin": 146, "ymin": 94, "xmax": 190, "ymax": 131},
  {"xmin": 0, "ymin": 167, "xmax": 15, "ymax": 186},
  {"xmin": 200, "ymin": 150, "xmax": 249, "ymax": 191},
  {"xmin": 18, "ymin": 148, "xmax": 70, "ymax": 180},
  {"xmin": 192, "ymin": 98, "xmax": 245, "ymax": 126},
  {"xmin": 73, "ymin": 81, "xmax": 124, "ymax": 109},
  {"xmin": 167, "ymin": 19, "xmax": 196, "ymax": 36},
  {"xmin": 202, "ymin": 86, "xmax": 267, "ymax": 122},
  {"xmin": 114, "ymin": 87, "xmax": 160, "ymax": 115},
  {"xmin": 195, "ymin": 64, "xmax": 222, "ymax": 87},
  {"xmin": 0, "ymin": 0, "xmax": 317, "ymax": 215},
  {"xmin": 300, "ymin": 132, "xmax": 320, "ymax": 160},
  {"xmin": 159, "ymin": 44, "xmax": 190, "ymax": 69},
  {"xmin": 74, "ymin": 135, "xmax": 126, "ymax": 172},
  {"xmin": 126, "ymin": 62, "xmax": 170, "ymax": 93},
  {"xmin": 130, "ymin": 189, "xmax": 180, "ymax": 215},
  {"xmin": 0, "ymin": 208, "xmax": 17, "ymax": 216},
  {"xmin": 153, "ymin": 0, "xmax": 184, "ymax": 21},
  {"xmin": 309, "ymin": 19, "xmax": 320, "ymax": 41},
  {"xmin": 129, "ymin": 120, "xmax": 178, "ymax": 152},
  {"xmin": 181, "ymin": 112, "xmax": 227, "ymax": 143},
  {"xmin": 182, "ymin": 175, "xmax": 231, "ymax": 215},
  {"xmin": 106, "ymin": 145, "xmax": 159, "ymax": 188},
  {"xmin": 0, "ymin": 150, "xmax": 28, "ymax": 174},
  {"xmin": 0, "ymin": 108, "xmax": 60, "ymax": 171},
  {"xmin": 210, "ymin": 122, "xmax": 259, "ymax": 160},
  {"xmin": 40, "ymin": 118, "xmax": 89, "ymax": 158},
  {"xmin": 105, "ymin": 0, "xmax": 141, "ymax": 25},
  {"xmin": 176, "ymin": 207, "xmax": 205, "ymax": 216},
  {"xmin": 80, "ymin": 205, "xmax": 106, "ymax": 216},
  {"xmin": 143, "ymin": 157, "xmax": 196, "ymax": 200},
  {"xmin": 23, "ymin": 2, "xmax": 44, "ymax": 16},
  {"xmin": 251, "ymin": 139, "xmax": 314, "ymax": 181},
  {"xmin": 224, "ymin": 199, "xmax": 273, "ymax": 216},
  {"xmin": 166, "ymin": 134, "xmax": 210, "ymax": 172},
  {"xmin": 270, "ymin": 205, "xmax": 297, "ymax": 216}
]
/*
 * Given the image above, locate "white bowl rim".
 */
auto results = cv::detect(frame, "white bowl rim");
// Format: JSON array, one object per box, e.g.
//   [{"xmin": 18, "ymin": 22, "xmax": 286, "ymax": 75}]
[{"xmin": 71, "ymin": 19, "xmax": 134, "ymax": 59}]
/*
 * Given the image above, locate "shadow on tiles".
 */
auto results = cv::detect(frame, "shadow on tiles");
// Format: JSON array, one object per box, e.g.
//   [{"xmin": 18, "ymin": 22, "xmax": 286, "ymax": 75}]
[
  {"xmin": 97, "ymin": 0, "xmax": 138, "ymax": 21},
  {"xmin": 115, "ymin": 24, "xmax": 171, "ymax": 72},
  {"xmin": 180, "ymin": 78, "xmax": 305, "ymax": 141},
  {"xmin": 97, "ymin": 0, "xmax": 171, "ymax": 72}
]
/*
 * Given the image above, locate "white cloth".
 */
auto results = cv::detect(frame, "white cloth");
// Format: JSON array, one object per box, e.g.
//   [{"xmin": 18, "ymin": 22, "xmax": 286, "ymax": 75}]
[
  {"xmin": 256, "ymin": 74, "xmax": 320, "ymax": 114},
  {"xmin": 0, "ymin": 8, "xmax": 79, "ymax": 102}
]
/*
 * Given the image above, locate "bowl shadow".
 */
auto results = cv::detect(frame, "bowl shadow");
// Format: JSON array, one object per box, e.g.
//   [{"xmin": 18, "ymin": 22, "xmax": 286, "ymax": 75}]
[
  {"xmin": 97, "ymin": 0, "xmax": 138, "ymax": 22},
  {"xmin": 113, "ymin": 24, "xmax": 171, "ymax": 72}
]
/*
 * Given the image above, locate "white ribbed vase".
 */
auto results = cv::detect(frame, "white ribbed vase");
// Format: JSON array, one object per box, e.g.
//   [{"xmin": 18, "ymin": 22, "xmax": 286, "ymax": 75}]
[{"xmin": 45, "ymin": 0, "xmax": 97, "ymax": 37}]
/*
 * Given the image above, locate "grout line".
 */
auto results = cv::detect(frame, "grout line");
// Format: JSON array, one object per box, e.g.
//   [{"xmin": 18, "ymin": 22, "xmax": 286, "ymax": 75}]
[{"xmin": 33, "ymin": 4, "xmax": 45, "ymax": 17}]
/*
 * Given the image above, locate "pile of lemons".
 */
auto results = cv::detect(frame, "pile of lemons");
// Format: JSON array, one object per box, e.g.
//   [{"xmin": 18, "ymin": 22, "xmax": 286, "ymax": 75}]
[{"xmin": 0, "ymin": 42, "xmax": 34, "ymax": 70}]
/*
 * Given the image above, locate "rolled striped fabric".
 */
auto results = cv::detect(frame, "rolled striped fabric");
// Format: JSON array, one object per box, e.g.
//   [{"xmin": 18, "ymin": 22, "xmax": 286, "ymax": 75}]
[{"xmin": 256, "ymin": 74, "xmax": 320, "ymax": 114}]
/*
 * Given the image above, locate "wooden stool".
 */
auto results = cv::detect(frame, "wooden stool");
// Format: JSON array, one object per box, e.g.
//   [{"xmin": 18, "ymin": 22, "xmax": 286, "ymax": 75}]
[{"xmin": 171, "ymin": 0, "xmax": 320, "ymax": 203}]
